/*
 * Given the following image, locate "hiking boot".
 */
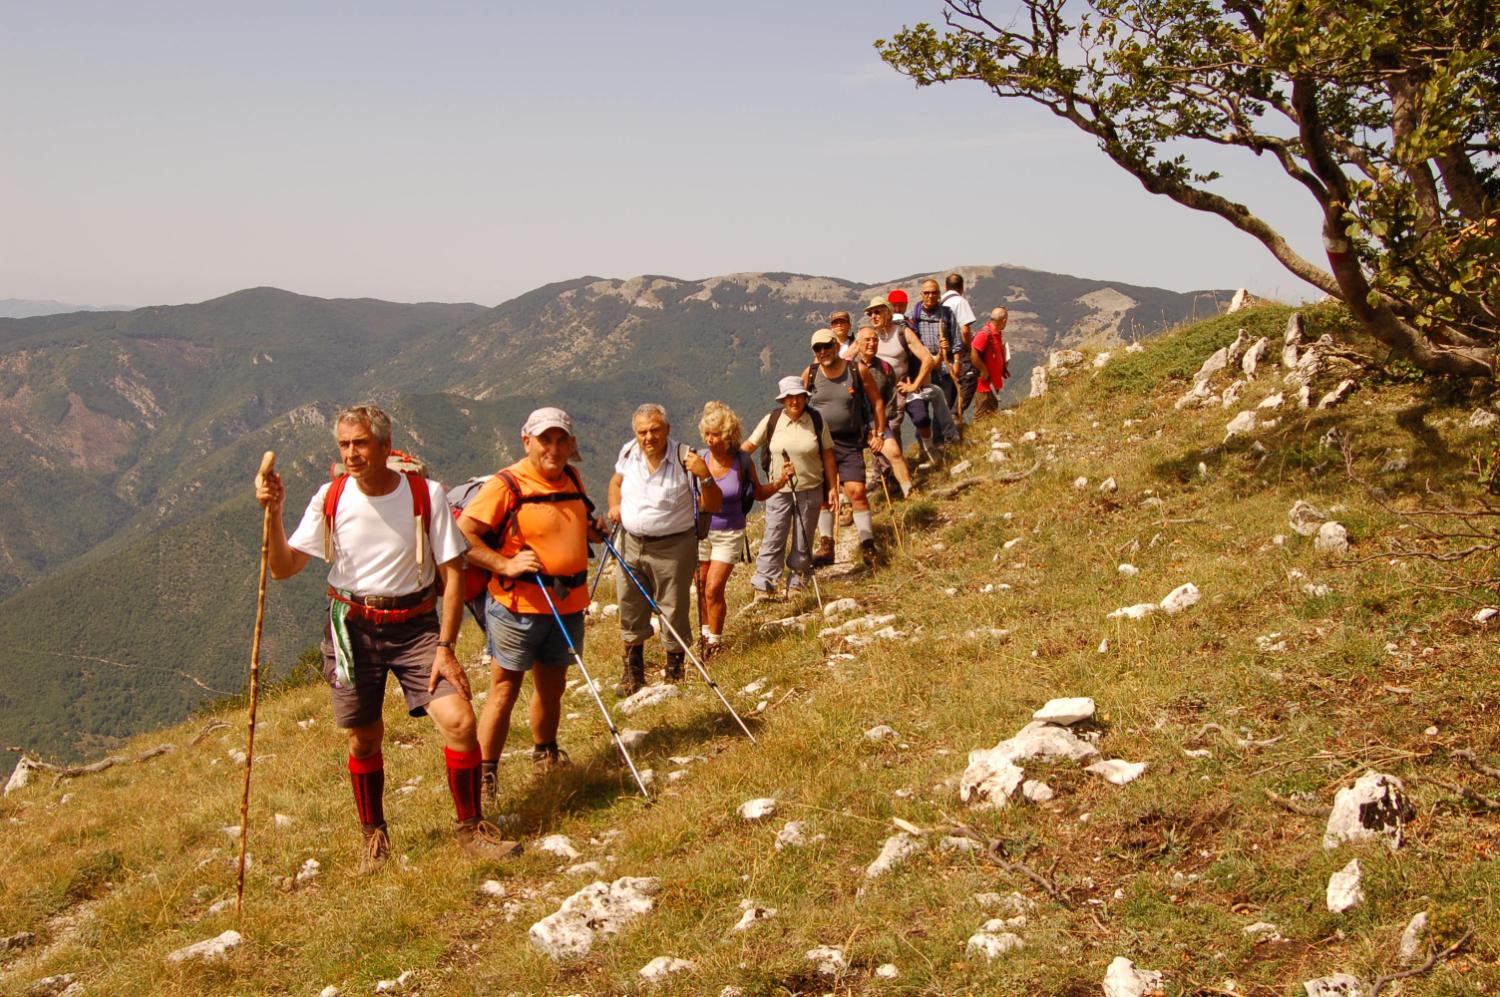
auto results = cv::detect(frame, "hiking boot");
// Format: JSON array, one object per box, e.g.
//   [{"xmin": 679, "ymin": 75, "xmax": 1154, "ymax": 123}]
[
  {"xmin": 358, "ymin": 823, "xmax": 390, "ymax": 875},
  {"xmin": 664, "ymin": 650, "xmax": 685, "ymax": 683},
  {"xmin": 860, "ymin": 538, "xmax": 878, "ymax": 568},
  {"xmin": 456, "ymin": 818, "xmax": 523, "ymax": 860},
  {"xmin": 752, "ymin": 587, "xmax": 783, "ymax": 604},
  {"xmin": 812, "ymin": 535, "xmax": 835, "ymax": 567},
  {"xmin": 531, "ymin": 742, "xmax": 570, "ymax": 773},
  {"xmin": 614, "ymin": 645, "xmax": 645, "ymax": 697}
]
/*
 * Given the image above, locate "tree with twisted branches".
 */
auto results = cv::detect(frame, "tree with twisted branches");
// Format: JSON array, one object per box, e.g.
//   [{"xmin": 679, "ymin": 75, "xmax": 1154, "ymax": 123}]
[{"xmin": 876, "ymin": 0, "xmax": 1498, "ymax": 378}]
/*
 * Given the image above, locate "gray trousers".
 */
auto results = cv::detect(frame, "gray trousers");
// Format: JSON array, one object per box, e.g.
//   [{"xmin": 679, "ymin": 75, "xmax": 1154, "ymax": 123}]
[
  {"xmin": 752, "ymin": 488, "xmax": 822, "ymax": 593},
  {"xmin": 617, "ymin": 529, "xmax": 696, "ymax": 653}
]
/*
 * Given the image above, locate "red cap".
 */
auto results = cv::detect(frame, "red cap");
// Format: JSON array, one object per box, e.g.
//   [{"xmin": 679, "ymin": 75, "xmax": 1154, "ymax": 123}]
[{"xmin": 887, "ymin": 289, "xmax": 909, "ymax": 305}]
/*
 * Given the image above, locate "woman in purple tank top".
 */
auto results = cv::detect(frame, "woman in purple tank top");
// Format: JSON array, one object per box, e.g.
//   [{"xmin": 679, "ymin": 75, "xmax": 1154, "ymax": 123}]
[{"xmin": 695, "ymin": 401, "xmax": 790, "ymax": 657}]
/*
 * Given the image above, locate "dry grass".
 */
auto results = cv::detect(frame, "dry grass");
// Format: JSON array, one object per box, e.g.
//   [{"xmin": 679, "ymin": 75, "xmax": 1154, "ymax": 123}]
[{"xmin": 3, "ymin": 304, "xmax": 1499, "ymax": 995}]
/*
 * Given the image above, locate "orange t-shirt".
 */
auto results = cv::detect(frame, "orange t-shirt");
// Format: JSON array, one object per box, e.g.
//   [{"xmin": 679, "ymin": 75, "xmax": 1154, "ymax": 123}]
[{"xmin": 462, "ymin": 460, "xmax": 592, "ymax": 615}]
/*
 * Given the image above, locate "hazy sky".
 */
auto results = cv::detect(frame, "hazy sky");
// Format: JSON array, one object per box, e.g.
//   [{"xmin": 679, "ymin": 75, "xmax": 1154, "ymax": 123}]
[{"xmin": 2, "ymin": 1, "xmax": 1325, "ymax": 309}]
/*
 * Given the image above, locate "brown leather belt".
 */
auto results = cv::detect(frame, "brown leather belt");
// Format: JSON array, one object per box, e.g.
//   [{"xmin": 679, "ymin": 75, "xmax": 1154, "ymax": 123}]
[{"xmin": 328, "ymin": 585, "xmax": 436, "ymax": 624}]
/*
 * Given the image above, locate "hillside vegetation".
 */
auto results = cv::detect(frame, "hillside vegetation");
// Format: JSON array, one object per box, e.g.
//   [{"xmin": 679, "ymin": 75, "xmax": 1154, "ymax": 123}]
[{"xmin": 3, "ymin": 305, "xmax": 1497, "ymax": 995}]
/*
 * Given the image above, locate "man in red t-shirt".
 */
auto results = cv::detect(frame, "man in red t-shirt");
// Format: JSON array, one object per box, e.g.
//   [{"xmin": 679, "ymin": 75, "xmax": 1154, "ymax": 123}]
[{"xmin": 970, "ymin": 307, "xmax": 1012, "ymax": 419}]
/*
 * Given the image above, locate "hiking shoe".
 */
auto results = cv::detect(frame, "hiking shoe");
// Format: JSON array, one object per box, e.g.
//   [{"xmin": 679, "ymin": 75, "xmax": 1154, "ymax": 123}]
[
  {"xmin": 860, "ymin": 538, "xmax": 878, "ymax": 567},
  {"xmin": 664, "ymin": 650, "xmax": 685, "ymax": 683},
  {"xmin": 812, "ymin": 536, "xmax": 835, "ymax": 567},
  {"xmin": 531, "ymin": 742, "xmax": 570, "ymax": 773},
  {"xmin": 358, "ymin": 823, "xmax": 390, "ymax": 875},
  {"xmin": 751, "ymin": 587, "xmax": 783, "ymax": 604},
  {"xmin": 614, "ymin": 645, "xmax": 646, "ymax": 697},
  {"xmin": 456, "ymin": 818, "xmax": 523, "ymax": 860}
]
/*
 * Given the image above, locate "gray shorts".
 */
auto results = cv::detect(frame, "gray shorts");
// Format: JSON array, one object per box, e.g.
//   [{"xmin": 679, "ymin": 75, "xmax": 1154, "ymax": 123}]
[
  {"xmin": 320, "ymin": 611, "xmax": 459, "ymax": 729},
  {"xmin": 484, "ymin": 596, "xmax": 581, "ymax": 673}
]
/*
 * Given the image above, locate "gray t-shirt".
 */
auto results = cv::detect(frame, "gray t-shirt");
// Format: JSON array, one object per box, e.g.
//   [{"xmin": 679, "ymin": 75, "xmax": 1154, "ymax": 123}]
[{"xmin": 807, "ymin": 362, "xmax": 861, "ymax": 437}]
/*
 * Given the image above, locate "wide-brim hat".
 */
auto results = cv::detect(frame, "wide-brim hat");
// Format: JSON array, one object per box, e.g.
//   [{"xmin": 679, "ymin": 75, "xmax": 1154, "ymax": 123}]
[{"xmin": 775, "ymin": 375, "xmax": 810, "ymax": 399}]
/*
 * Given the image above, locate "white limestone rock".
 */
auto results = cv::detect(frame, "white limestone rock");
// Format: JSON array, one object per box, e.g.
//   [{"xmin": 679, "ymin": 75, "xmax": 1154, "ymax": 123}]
[
  {"xmin": 961, "ymin": 721, "xmax": 1100, "ymax": 809},
  {"xmin": 617, "ymin": 684, "xmax": 681, "ymax": 714},
  {"xmin": 1281, "ymin": 313, "xmax": 1304, "ymax": 368},
  {"xmin": 1318, "ymin": 379, "xmax": 1357, "ymax": 409},
  {"xmin": 1117, "ymin": 563, "xmax": 1139, "ymax": 577},
  {"xmin": 875, "ymin": 963, "xmax": 900, "ymax": 978},
  {"xmin": 1241, "ymin": 336, "xmax": 1268, "ymax": 378},
  {"xmin": 537, "ymin": 835, "xmax": 581, "ymax": 860},
  {"xmin": 774, "ymin": 820, "xmax": 811, "ymax": 850},
  {"xmin": 1474, "ymin": 607, "xmax": 1498, "ymax": 625},
  {"xmin": 1243, "ymin": 921, "xmax": 1283, "ymax": 943},
  {"xmin": 1102, "ymin": 956, "xmax": 1164, "ymax": 997},
  {"xmin": 739, "ymin": 797, "xmax": 778, "ymax": 821},
  {"xmin": 1258, "ymin": 391, "xmax": 1285, "ymax": 410},
  {"xmin": 374, "ymin": 971, "xmax": 415, "ymax": 993},
  {"xmin": 618, "ymin": 729, "xmax": 648, "ymax": 750},
  {"xmin": 731, "ymin": 900, "xmax": 777, "ymax": 932},
  {"xmin": 1099, "ymin": 477, "xmax": 1118, "ymax": 493},
  {"xmin": 1107, "ymin": 603, "xmax": 1158, "ymax": 620},
  {"xmin": 822, "ymin": 598, "xmax": 859, "ymax": 618},
  {"xmin": 318, "ymin": 987, "xmax": 341, "ymax": 997},
  {"xmin": 1193, "ymin": 346, "xmax": 1230, "ymax": 385},
  {"xmin": 1021, "ymin": 779, "xmax": 1055, "ymax": 803},
  {"xmin": 4, "ymin": 757, "xmax": 35, "ymax": 796},
  {"xmin": 602, "ymin": 603, "xmax": 619, "ymax": 618},
  {"xmin": 822, "ymin": 613, "xmax": 897, "ymax": 637},
  {"xmin": 1399, "ymin": 910, "xmax": 1428, "ymax": 965},
  {"xmin": 1289, "ymin": 500, "xmax": 1329, "ymax": 536},
  {"xmin": 865, "ymin": 724, "xmax": 899, "ymax": 742},
  {"xmin": 866, "ymin": 833, "xmax": 924, "ymax": 878},
  {"xmin": 1303, "ymin": 974, "xmax": 1364, "ymax": 996},
  {"xmin": 949, "ymin": 459, "xmax": 973, "ymax": 477},
  {"xmin": 1074, "ymin": 476, "xmax": 1091, "ymax": 490},
  {"xmin": 1228, "ymin": 288, "xmax": 1251, "ymax": 313},
  {"xmin": 638, "ymin": 955, "xmax": 695, "ymax": 981},
  {"xmin": 478, "ymin": 879, "xmax": 505, "ymax": 898},
  {"xmin": 1315, "ymin": 521, "xmax": 1349, "ymax": 555},
  {"xmin": 1323, "ymin": 771, "xmax": 1414, "ymax": 850},
  {"xmin": 1086, "ymin": 759, "xmax": 1148, "ymax": 786},
  {"xmin": 966, "ymin": 928, "xmax": 1024, "ymax": 960},
  {"xmin": 1220, "ymin": 379, "xmax": 1245, "ymax": 409},
  {"xmin": 528, "ymin": 876, "xmax": 662, "ymax": 961},
  {"xmin": 166, "ymin": 929, "xmax": 243, "ymax": 963},
  {"xmin": 1225, "ymin": 410, "xmax": 1257, "ymax": 440},
  {"xmin": 1033, "ymin": 697, "xmax": 1095, "ymax": 725},
  {"xmin": 1029, "ymin": 365, "xmax": 1048, "ymax": 398},
  {"xmin": 1049, "ymin": 349, "xmax": 1085, "ymax": 371},
  {"xmin": 805, "ymin": 944, "xmax": 847, "ymax": 976},
  {"xmin": 1094, "ymin": 351, "xmax": 1113, "ymax": 368},
  {"xmin": 1326, "ymin": 858, "xmax": 1364, "ymax": 913},
  {"xmin": 1159, "ymin": 582, "xmax": 1200, "ymax": 614},
  {"xmin": 1469, "ymin": 408, "xmax": 1498, "ymax": 429}
]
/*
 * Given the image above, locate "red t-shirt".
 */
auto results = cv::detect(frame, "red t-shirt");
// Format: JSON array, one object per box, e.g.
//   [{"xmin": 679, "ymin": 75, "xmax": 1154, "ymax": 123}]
[{"xmin": 972, "ymin": 322, "xmax": 1007, "ymax": 394}]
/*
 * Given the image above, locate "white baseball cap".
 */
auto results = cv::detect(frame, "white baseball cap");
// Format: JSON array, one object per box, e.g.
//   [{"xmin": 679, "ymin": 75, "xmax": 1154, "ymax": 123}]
[{"xmin": 522, "ymin": 406, "xmax": 573, "ymax": 437}]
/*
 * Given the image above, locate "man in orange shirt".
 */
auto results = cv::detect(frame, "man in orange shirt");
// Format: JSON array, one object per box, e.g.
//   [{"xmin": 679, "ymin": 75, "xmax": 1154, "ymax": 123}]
[{"xmin": 458, "ymin": 407, "xmax": 604, "ymax": 799}]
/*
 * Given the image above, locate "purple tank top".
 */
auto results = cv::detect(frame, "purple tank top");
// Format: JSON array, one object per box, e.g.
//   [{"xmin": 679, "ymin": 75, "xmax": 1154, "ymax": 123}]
[{"xmin": 702, "ymin": 449, "xmax": 746, "ymax": 531}]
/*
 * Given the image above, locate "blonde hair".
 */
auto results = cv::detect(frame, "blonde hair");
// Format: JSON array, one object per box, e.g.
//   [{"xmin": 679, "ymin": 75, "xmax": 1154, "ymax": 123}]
[{"xmin": 698, "ymin": 400, "xmax": 743, "ymax": 450}]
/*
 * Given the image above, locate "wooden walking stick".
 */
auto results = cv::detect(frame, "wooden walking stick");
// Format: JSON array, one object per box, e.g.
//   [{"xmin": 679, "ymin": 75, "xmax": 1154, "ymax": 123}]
[
  {"xmin": 237, "ymin": 450, "xmax": 276, "ymax": 915},
  {"xmin": 879, "ymin": 472, "xmax": 906, "ymax": 555}
]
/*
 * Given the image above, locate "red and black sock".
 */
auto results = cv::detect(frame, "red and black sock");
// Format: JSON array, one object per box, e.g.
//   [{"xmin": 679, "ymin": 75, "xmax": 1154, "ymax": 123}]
[
  {"xmin": 348, "ymin": 752, "xmax": 385, "ymax": 829},
  {"xmin": 445, "ymin": 746, "xmax": 483, "ymax": 824}
]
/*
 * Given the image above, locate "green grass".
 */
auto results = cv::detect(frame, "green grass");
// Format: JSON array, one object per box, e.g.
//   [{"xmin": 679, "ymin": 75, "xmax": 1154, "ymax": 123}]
[{"xmin": 2, "ymin": 303, "xmax": 1498, "ymax": 994}]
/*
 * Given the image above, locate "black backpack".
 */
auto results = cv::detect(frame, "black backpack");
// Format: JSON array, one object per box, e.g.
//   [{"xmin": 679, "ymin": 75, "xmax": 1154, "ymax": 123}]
[{"xmin": 759, "ymin": 406, "xmax": 826, "ymax": 477}]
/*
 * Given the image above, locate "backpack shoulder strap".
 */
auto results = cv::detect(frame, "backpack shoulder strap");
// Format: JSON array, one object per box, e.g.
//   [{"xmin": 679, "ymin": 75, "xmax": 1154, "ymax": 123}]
[
  {"xmin": 802, "ymin": 364, "xmax": 816, "ymax": 391},
  {"xmin": 322, "ymin": 473, "xmax": 351, "ymax": 562},
  {"xmin": 760, "ymin": 408, "xmax": 783, "ymax": 475},
  {"xmin": 401, "ymin": 470, "xmax": 432, "ymax": 569}
]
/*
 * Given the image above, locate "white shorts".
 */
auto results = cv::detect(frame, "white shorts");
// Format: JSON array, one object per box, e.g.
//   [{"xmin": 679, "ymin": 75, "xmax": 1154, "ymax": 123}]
[{"xmin": 697, "ymin": 528, "xmax": 745, "ymax": 565}]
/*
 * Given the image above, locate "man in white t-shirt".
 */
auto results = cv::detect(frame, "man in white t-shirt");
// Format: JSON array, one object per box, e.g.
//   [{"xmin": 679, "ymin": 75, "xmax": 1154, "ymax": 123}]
[
  {"xmin": 942, "ymin": 273, "xmax": 979, "ymax": 432},
  {"xmin": 255, "ymin": 404, "xmax": 519, "ymax": 872},
  {"xmin": 607, "ymin": 403, "xmax": 720, "ymax": 695}
]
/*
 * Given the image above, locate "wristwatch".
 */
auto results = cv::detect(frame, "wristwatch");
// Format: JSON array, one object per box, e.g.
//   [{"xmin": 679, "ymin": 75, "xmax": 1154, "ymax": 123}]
[{"xmin": 436, "ymin": 640, "xmax": 456, "ymax": 650}]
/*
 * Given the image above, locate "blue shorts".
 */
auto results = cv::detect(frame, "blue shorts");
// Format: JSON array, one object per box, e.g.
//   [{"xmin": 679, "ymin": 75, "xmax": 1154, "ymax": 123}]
[{"xmin": 484, "ymin": 597, "xmax": 583, "ymax": 673}]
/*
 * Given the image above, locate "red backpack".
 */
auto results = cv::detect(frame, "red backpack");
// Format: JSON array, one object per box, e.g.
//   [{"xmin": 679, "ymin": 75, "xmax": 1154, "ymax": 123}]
[{"xmin": 321, "ymin": 450, "xmax": 432, "ymax": 569}]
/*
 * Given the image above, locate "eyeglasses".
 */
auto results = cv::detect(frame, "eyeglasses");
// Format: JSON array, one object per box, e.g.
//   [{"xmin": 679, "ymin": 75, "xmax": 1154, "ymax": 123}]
[{"xmin": 812, "ymin": 343, "xmax": 835, "ymax": 352}]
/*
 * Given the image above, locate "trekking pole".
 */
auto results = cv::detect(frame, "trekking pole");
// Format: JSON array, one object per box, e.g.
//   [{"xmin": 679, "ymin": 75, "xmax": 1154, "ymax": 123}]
[
  {"xmin": 878, "ymin": 473, "xmax": 906, "ymax": 555},
  {"xmin": 600, "ymin": 537, "xmax": 757, "ymax": 744},
  {"xmin": 831, "ymin": 470, "xmax": 842, "ymax": 560},
  {"xmin": 237, "ymin": 450, "xmax": 275, "ymax": 915},
  {"xmin": 588, "ymin": 522, "xmax": 620, "ymax": 603},
  {"xmin": 531, "ymin": 569, "xmax": 652, "ymax": 799},
  {"xmin": 782, "ymin": 452, "xmax": 823, "ymax": 612}
]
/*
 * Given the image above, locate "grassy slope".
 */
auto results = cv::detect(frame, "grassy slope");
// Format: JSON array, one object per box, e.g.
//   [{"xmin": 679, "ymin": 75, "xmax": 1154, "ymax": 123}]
[{"xmin": 2, "ymin": 304, "xmax": 1498, "ymax": 996}]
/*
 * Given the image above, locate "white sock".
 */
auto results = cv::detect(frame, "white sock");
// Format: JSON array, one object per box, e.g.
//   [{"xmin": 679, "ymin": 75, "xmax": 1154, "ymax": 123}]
[
  {"xmin": 900, "ymin": 479, "xmax": 913, "ymax": 498},
  {"xmin": 701, "ymin": 624, "xmax": 711, "ymax": 639},
  {"xmin": 705, "ymin": 632, "xmax": 721, "ymax": 645},
  {"xmin": 818, "ymin": 509, "xmax": 834, "ymax": 536},
  {"xmin": 853, "ymin": 510, "xmax": 874, "ymax": 541}
]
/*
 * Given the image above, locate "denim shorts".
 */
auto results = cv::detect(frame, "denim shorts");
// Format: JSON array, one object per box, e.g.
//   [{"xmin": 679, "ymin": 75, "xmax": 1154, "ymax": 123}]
[{"xmin": 484, "ymin": 596, "xmax": 583, "ymax": 673}]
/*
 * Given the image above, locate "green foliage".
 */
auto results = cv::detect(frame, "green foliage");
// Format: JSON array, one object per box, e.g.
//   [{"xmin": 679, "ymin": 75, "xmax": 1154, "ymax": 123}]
[{"xmin": 877, "ymin": 1, "xmax": 1500, "ymax": 377}]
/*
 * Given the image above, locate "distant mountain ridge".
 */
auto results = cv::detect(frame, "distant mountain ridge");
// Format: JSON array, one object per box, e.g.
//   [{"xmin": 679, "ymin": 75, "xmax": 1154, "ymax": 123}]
[
  {"xmin": 0, "ymin": 298, "xmax": 121, "ymax": 319},
  {"xmin": 0, "ymin": 267, "xmax": 1230, "ymax": 773}
]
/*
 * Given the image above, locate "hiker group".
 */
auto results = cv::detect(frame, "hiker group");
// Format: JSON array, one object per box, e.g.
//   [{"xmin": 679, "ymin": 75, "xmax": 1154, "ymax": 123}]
[{"xmin": 252, "ymin": 273, "xmax": 1011, "ymax": 870}]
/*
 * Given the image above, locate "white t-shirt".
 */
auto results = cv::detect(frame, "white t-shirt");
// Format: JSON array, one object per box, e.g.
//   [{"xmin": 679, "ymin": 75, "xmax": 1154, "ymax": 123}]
[
  {"xmin": 941, "ymin": 290, "xmax": 977, "ymax": 332},
  {"xmin": 614, "ymin": 439, "xmax": 696, "ymax": 537},
  {"xmin": 288, "ymin": 474, "xmax": 467, "ymax": 596}
]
